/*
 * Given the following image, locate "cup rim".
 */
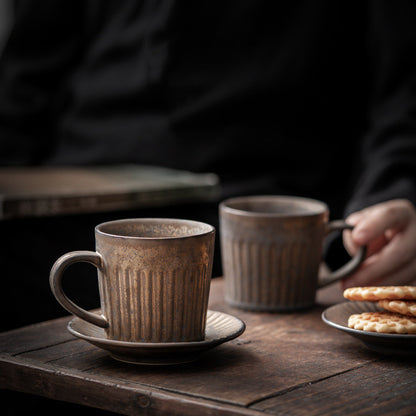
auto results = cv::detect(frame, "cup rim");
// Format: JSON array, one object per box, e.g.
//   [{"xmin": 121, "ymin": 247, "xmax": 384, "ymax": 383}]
[
  {"xmin": 219, "ymin": 195, "xmax": 329, "ymax": 218},
  {"xmin": 95, "ymin": 218, "xmax": 215, "ymax": 240}
]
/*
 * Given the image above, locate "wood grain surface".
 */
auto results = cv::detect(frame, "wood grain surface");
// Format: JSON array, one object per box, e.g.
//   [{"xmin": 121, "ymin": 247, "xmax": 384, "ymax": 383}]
[
  {"xmin": 1, "ymin": 278, "xmax": 415, "ymax": 415},
  {"xmin": 0, "ymin": 165, "xmax": 219, "ymax": 219}
]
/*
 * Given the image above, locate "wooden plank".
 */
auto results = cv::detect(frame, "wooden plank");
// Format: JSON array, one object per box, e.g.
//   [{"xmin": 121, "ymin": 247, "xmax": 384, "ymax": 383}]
[
  {"xmin": 15, "ymin": 306, "xmax": 375, "ymax": 407},
  {"xmin": 1, "ymin": 280, "xmax": 377, "ymax": 409},
  {"xmin": 0, "ymin": 165, "xmax": 219, "ymax": 219},
  {"xmin": 79, "ymin": 309, "xmax": 375, "ymax": 407},
  {"xmin": 251, "ymin": 359, "xmax": 416, "ymax": 415},
  {"xmin": 21, "ymin": 338, "xmax": 98, "ymax": 364},
  {"xmin": 4, "ymin": 278, "xmax": 408, "ymax": 416},
  {"xmin": 0, "ymin": 315, "xmax": 73, "ymax": 355},
  {"xmin": 0, "ymin": 354, "xmax": 265, "ymax": 416}
]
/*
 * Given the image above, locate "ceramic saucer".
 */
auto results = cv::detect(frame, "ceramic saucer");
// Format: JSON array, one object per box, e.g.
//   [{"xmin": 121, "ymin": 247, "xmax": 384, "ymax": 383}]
[
  {"xmin": 322, "ymin": 301, "xmax": 416, "ymax": 355},
  {"xmin": 68, "ymin": 310, "xmax": 245, "ymax": 365}
]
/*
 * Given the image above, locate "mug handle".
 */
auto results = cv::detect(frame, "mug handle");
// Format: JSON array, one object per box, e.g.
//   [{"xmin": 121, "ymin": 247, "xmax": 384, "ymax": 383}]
[
  {"xmin": 318, "ymin": 220, "xmax": 367, "ymax": 288},
  {"xmin": 49, "ymin": 250, "xmax": 108, "ymax": 328}
]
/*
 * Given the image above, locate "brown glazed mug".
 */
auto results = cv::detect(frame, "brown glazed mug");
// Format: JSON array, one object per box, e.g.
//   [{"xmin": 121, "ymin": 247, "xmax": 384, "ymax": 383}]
[
  {"xmin": 220, "ymin": 196, "xmax": 366, "ymax": 311},
  {"xmin": 50, "ymin": 218, "xmax": 215, "ymax": 342}
]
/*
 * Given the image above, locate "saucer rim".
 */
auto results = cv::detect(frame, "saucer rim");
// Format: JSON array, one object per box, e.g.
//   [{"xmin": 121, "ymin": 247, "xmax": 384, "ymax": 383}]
[
  {"xmin": 321, "ymin": 301, "xmax": 416, "ymax": 340},
  {"xmin": 67, "ymin": 309, "xmax": 246, "ymax": 349}
]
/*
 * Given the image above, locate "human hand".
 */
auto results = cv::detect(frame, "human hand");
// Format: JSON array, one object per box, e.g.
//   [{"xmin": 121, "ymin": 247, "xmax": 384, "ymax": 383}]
[{"xmin": 341, "ymin": 199, "xmax": 416, "ymax": 289}]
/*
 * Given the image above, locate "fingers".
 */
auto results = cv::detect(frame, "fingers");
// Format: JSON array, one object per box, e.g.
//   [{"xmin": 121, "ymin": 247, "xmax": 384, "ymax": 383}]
[
  {"xmin": 340, "ymin": 199, "xmax": 416, "ymax": 288},
  {"xmin": 343, "ymin": 199, "xmax": 414, "ymax": 257},
  {"xmin": 342, "ymin": 212, "xmax": 363, "ymax": 256},
  {"xmin": 341, "ymin": 235, "xmax": 416, "ymax": 288},
  {"xmin": 343, "ymin": 227, "xmax": 389, "ymax": 258},
  {"xmin": 341, "ymin": 254, "xmax": 416, "ymax": 288},
  {"xmin": 348, "ymin": 199, "xmax": 413, "ymax": 246}
]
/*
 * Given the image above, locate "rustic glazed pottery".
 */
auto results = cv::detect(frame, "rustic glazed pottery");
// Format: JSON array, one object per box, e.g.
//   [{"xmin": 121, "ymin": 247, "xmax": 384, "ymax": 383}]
[
  {"xmin": 50, "ymin": 218, "xmax": 215, "ymax": 343},
  {"xmin": 220, "ymin": 195, "xmax": 366, "ymax": 311},
  {"xmin": 322, "ymin": 302, "xmax": 416, "ymax": 355},
  {"xmin": 68, "ymin": 310, "xmax": 246, "ymax": 365}
]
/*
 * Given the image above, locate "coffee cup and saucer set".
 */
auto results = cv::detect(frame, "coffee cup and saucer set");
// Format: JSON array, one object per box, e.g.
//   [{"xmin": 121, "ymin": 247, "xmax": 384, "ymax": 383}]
[
  {"xmin": 50, "ymin": 218, "xmax": 245, "ymax": 365},
  {"xmin": 50, "ymin": 196, "xmax": 366, "ymax": 365}
]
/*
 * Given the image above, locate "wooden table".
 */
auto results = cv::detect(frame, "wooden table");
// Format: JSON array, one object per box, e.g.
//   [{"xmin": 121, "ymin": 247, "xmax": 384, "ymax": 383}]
[
  {"xmin": 1, "ymin": 278, "xmax": 415, "ymax": 416},
  {"xmin": 0, "ymin": 165, "xmax": 219, "ymax": 219}
]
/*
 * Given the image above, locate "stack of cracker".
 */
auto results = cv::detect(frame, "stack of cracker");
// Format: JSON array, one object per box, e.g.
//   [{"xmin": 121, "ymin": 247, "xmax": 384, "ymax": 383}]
[{"xmin": 343, "ymin": 286, "xmax": 416, "ymax": 334}]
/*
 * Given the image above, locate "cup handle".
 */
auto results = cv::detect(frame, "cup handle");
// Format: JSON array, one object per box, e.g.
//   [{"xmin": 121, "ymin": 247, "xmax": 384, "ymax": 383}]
[
  {"xmin": 49, "ymin": 250, "xmax": 108, "ymax": 328},
  {"xmin": 318, "ymin": 220, "xmax": 367, "ymax": 288}
]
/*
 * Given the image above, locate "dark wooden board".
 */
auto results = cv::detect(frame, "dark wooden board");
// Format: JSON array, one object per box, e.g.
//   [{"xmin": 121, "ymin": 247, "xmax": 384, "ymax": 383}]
[
  {"xmin": 1, "ymin": 278, "xmax": 415, "ymax": 416},
  {"xmin": 0, "ymin": 165, "xmax": 219, "ymax": 219},
  {"xmin": 252, "ymin": 359, "xmax": 416, "ymax": 415}
]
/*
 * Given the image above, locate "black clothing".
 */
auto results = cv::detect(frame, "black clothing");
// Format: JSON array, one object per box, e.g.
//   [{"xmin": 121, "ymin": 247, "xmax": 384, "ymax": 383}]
[{"xmin": 1, "ymin": 0, "xmax": 416, "ymax": 220}]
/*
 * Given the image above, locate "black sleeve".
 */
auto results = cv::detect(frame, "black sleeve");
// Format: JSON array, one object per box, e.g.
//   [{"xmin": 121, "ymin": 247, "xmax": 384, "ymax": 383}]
[
  {"xmin": 326, "ymin": 1, "xmax": 416, "ymax": 269},
  {"xmin": 0, "ymin": 0, "xmax": 86, "ymax": 165},
  {"xmin": 344, "ymin": 0, "xmax": 416, "ymax": 216}
]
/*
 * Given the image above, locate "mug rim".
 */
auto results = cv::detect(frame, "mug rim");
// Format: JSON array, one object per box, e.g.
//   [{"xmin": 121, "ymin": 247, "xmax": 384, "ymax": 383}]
[
  {"xmin": 95, "ymin": 218, "xmax": 215, "ymax": 240},
  {"xmin": 220, "ymin": 195, "xmax": 329, "ymax": 218}
]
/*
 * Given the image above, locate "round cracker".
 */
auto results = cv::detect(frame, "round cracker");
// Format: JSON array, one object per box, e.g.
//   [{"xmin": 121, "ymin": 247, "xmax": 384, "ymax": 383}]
[
  {"xmin": 378, "ymin": 299, "xmax": 416, "ymax": 317},
  {"xmin": 343, "ymin": 286, "xmax": 416, "ymax": 302},
  {"xmin": 348, "ymin": 311, "xmax": 416, "ymax": 334}
]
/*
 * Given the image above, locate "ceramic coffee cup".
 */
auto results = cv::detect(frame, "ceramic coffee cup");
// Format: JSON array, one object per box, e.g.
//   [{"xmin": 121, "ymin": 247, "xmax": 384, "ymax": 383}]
[
  {"xmin": 220, "ymin": 196, "xmax": 366, "ymax": 311},
  {"xmin": 50, "ymin": 218, "xmax": 215, "ymax": 342}
]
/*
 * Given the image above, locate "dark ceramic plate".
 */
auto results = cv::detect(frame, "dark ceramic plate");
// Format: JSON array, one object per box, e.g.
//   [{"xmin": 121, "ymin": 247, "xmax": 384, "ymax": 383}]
[
  {"xmin": 68, "ymin": 310, "xmax": 245, "ymax": 365},
  {"xmin": 322, "ymin": 301, "xmax": 416, "ymax": 355}
]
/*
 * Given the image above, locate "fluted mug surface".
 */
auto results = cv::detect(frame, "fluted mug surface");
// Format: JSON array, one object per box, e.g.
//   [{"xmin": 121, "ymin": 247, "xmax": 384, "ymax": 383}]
[
  {"xmin": 220, "ymin": 196, "xmax": 366, "ymax": 311},
  {"xmin": 50, "ymin": 218, "xmax": 215, "ymax": 342}
]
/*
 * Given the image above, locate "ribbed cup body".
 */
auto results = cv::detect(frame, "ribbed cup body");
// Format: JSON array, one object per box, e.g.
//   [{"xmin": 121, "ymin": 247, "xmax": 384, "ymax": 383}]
[
  {"xmin": 95, "ymin": 219, "xmax": 215, "ymax": 342},
  {"xmin": 220, "ymin": 196, "xmax": 328, "ymax": 311}
]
